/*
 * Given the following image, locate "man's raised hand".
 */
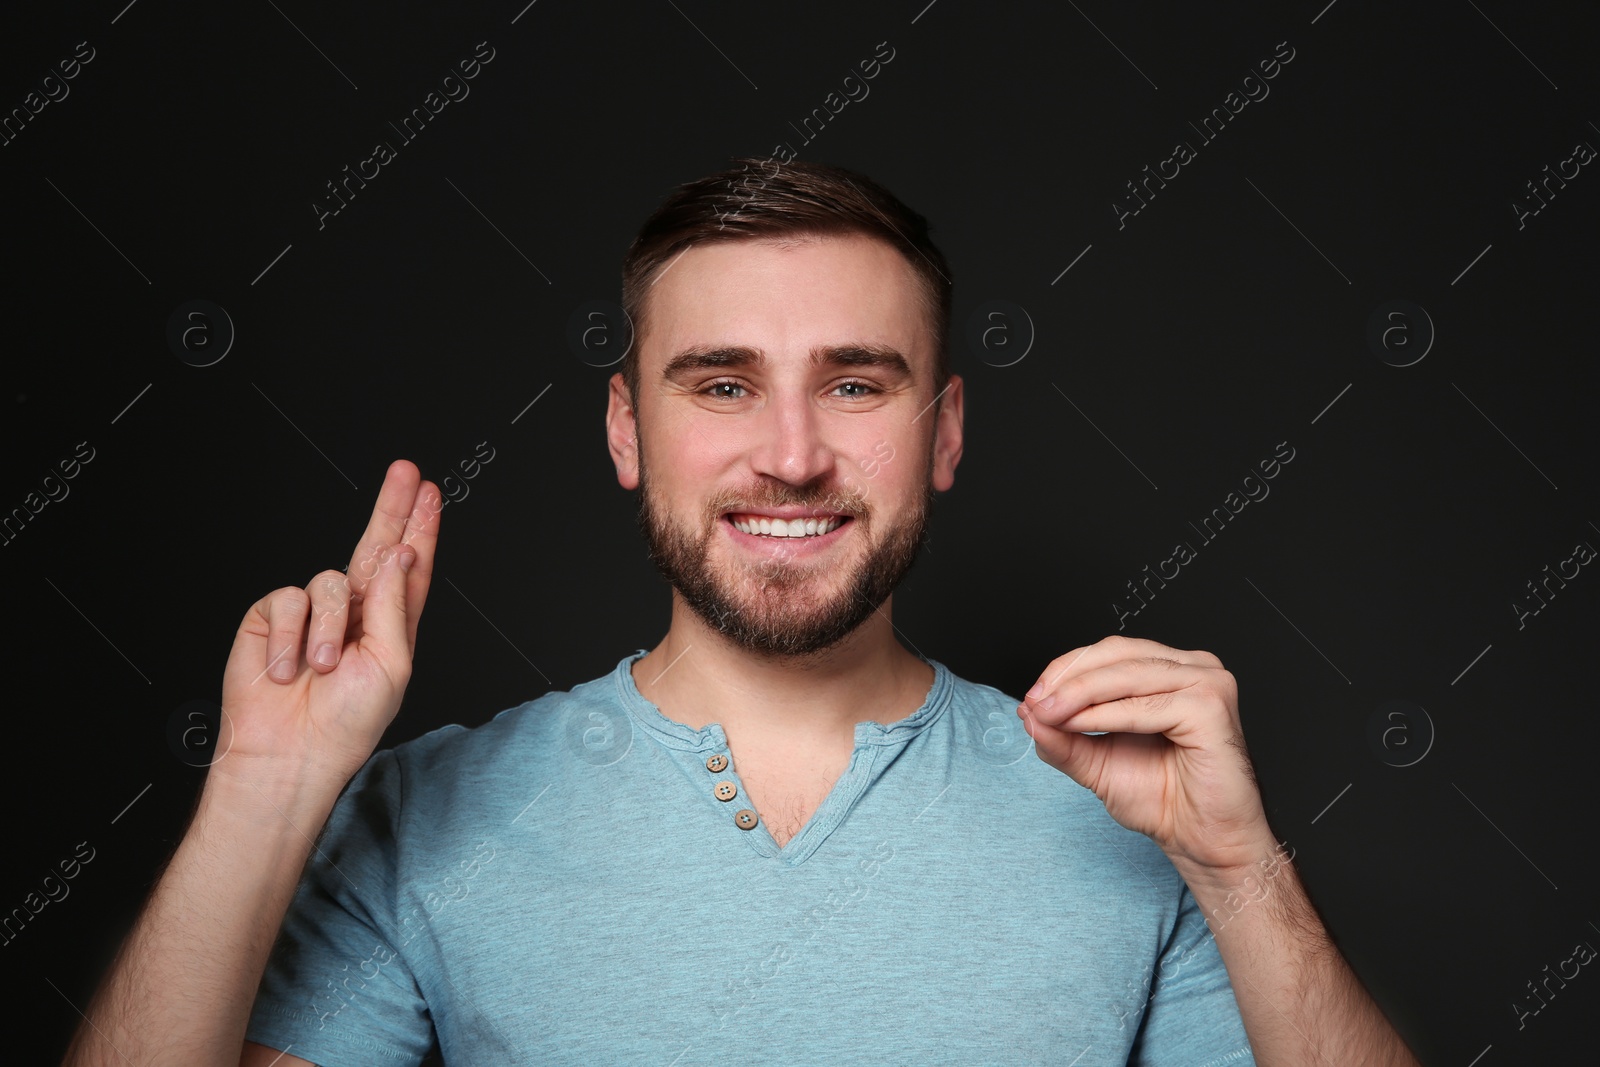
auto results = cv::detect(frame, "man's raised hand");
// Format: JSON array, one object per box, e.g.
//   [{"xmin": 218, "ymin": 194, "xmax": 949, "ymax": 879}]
[
  {"xmin": 216, "ymin": 460, "xmax": 442, "ymax": 790},
  {"xmin": 1016, "ymin": 634, "xmax": 1275, "ymax": 879}
]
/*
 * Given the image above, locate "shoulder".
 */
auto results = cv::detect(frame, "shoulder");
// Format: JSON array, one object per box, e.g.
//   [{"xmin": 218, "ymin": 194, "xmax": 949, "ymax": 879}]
[
  {"xmin": 372, "ymin": 657, "xmax": 637, "ymax": 820},
  {"xmin": 938, "ymin": 663, "xmax": 1026, "ymax": 717},
  {"xmin": 927, "ymin": 659, "xmax": 1037, "ymax": 763},
  {"xmin": 397, "ymin": 667, "xmax": 622, "ymax": 764},
  {"xmin": 933, "ymin": 660, "xmax": 1184, "ymax": 887}
]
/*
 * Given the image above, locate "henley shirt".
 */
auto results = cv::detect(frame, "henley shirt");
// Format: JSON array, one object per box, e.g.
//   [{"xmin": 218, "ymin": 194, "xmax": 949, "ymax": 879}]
[{"xmin": 245, "ymin": 649, "xmax": 1256, "ymax": 1065}]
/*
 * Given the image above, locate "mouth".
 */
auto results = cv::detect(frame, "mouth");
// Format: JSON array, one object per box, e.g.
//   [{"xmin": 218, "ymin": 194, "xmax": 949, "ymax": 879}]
[
  {"xmin": 721, "ymin": 511, "xmax": 855, "ymax": 552},
  {"xmin": 725, "ymin": 511, "xmax": 851, "ymax": 538}
]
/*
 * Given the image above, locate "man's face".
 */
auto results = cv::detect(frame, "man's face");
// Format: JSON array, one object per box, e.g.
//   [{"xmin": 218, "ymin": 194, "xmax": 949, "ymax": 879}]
[{"xmin": 607, "ymin": 232, "xmax": 963, "ymax": 660}]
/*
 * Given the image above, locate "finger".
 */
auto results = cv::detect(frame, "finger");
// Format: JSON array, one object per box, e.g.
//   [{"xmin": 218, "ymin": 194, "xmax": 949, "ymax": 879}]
[
  {"xmin": 359, "ymin": 540, "xmax": 418, "ymax": 675},
  {"xmin": 345, "ymin": 460, "xmax": 423, "ymax": 597},
  {"xmin": 1025, "ymin": 635, "xmax": 1198, "ymax": 701},
  {"xmin": 1026, "ymin": 657, "xmax": 1216, "ymax": 727},
  {"xmin": 1019, "ymin": 704, "xmax": 1119, "ymax": 789},
  {"xmin": 1025, "ymin": 685, "xmax": 1214, "ymax": 743},
  {"xmin": 304, "ymin": 569, "xmax": 353, "ymax": 673},
  {"xmin": 397, "ymin": 479, "xmax": 442, "ymax": 654},
  {"xmin": 261, "ymin": 587, "xmax": 311, "ymax": 685}
]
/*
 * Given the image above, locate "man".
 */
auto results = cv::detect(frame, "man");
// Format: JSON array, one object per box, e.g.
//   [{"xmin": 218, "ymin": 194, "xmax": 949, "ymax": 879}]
[{"xmin": 62, "ymin": 159, "xmax": 1419, "ymax": 1065}]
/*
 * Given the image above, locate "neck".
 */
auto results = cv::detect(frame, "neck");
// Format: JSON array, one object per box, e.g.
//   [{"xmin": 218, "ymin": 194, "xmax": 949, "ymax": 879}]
[{"xmin": 631, "ymin": 590, "xmax": 932, "ymax": 746}]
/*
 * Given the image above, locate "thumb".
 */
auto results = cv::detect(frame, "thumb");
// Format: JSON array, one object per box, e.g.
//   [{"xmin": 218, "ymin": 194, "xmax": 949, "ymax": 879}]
[
  {"xmin": 360, "ymin": 544, "xmax": 416, "ymax": 667},
  {"xmin": 1020, "ymin": 704, "xmax": 1103, "ymax": 788}
]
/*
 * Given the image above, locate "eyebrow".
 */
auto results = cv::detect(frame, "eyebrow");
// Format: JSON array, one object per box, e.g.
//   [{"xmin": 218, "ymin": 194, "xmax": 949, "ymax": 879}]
[{"xmin": 661, "ymin": 343, "xmax": 912, "ymax": 381}]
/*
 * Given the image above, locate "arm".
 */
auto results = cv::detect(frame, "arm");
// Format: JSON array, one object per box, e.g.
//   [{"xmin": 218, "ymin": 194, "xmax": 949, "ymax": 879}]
[
  {"xmin": 59, "ymin": 460, "xmax": 441, "ymax": 1067},
  {"xmin": 61, "ymin": 768, "xmax": 341, "ymax": 1066},
  {"xmin": 1169, "ymin": 833, "xmax": 1416, "ymax": 1066},
  {"xmin": 1018, "ymin": 635, "xmax": 1419, "ymax": 1066}
]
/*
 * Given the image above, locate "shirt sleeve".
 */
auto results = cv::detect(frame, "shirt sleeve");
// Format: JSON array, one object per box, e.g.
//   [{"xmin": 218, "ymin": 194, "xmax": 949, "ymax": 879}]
[
  {"xmin": 243, "ymin": 748, "xmax": 436, "ymax": 1066},
  {"xmin": 1129, "ymin": 883, "xmax": 1257, "ymax": 1067}
]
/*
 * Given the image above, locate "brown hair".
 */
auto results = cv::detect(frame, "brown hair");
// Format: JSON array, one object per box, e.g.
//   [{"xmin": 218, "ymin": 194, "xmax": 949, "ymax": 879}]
[{"xmin": 618, "ymin": 156, "xmax": 952, "ymax": 407}]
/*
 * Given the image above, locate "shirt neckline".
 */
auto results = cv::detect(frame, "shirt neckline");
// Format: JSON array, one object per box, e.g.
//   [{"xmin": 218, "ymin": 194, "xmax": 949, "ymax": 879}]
[{"xmin": 610, "ymin": 647, "xmax": 955, "ymax": 752}]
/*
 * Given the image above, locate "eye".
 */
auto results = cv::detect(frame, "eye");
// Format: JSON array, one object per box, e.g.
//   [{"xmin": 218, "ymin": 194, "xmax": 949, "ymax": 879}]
[
  {"xmin": 703, "ymin": 380, "xmax": 748, "ymax": 400},
  {"xmin": 832, "ymin": 380, "xmax": 877, "ymax": 399}
]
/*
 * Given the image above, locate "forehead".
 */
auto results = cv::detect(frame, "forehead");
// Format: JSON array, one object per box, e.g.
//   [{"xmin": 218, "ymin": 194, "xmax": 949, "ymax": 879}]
[{"xmin": 639, "ymin": 233, "xmax": 930, "ymax": 372}]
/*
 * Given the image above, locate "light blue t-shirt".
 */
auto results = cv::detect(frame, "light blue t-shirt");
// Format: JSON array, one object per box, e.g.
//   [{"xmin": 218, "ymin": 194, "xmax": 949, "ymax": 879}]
[{"xmin": 246, "ymin": 650, "xmax": 1255, "ymax": 1066}]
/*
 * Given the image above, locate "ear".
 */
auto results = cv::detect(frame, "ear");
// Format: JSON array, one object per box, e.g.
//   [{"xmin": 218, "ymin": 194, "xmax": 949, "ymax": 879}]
[
  {"xmin": 606, "ymin": 373, "xmax": 640, "ymax": 489},
  {"xmin": 931, "ymin": 373, "xmax": 964, "ymax": 491}
]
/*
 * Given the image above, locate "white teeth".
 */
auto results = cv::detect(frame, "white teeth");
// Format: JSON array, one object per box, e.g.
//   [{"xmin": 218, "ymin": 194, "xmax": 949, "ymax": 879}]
[{"xmin": 731, "ymin": 515, "xmax": 844, "ymax": 537}]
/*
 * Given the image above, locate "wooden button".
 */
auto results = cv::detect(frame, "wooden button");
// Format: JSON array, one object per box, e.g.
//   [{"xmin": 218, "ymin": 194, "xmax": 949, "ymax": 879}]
[
  {"xmin": 706, "ymin": 754, "xmax": 728, "ymax": 772},
  {"xmin": 713, "ymin": 781, "xmax": 738, "ymax": 802},
  {"xmin": 734, "ymin": 809, "xmax": 758, "ymax": 830}
]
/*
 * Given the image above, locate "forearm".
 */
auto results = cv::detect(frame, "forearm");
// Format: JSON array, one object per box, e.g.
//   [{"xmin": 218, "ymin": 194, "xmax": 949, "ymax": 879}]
[
  {"xmin": 1173, "ymin": 837, "xmax": 1420, "ymax": 1067},
  {"xmin": 62, "ymin": 770, "xmax": 346, "ymax": 1067}
]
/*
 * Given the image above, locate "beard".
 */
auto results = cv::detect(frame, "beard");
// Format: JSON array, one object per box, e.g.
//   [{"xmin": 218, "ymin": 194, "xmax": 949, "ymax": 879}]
[{"xmin": 635, "ymin": 445, "xmax": 935, "ymax": 661}]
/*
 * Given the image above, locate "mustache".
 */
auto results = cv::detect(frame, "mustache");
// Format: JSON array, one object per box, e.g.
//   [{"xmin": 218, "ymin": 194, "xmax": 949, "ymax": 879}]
[{"xmin": 703, "ymin": 484, "xmax": 870, "ymax": 521}]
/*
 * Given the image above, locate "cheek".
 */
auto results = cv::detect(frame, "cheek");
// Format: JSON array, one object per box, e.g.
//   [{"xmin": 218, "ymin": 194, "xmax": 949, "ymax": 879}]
[
  {"xmin": 855, "ymin": 437, "xmax": 925, "ymax": 504},
  {"xmin": 648, "ymin": 433, "xmax": 730, "ymax": 520}
]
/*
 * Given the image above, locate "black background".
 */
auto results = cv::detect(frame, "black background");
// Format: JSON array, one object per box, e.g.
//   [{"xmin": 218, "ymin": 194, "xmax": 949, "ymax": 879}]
[{"xmin": 3, "ymin": 1, "xmax": 1597, "ymax": 1064}]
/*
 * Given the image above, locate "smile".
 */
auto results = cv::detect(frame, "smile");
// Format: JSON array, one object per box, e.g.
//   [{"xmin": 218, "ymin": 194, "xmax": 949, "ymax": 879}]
[{"xmin": 725, "ymin": 513, "xmax": 851, "ymax": 539}]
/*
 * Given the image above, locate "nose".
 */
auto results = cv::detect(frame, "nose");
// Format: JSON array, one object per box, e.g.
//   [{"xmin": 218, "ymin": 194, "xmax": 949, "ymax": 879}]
[{"xmin": 747, "ymin": 385, "xmax": 835, "ymax": 488}]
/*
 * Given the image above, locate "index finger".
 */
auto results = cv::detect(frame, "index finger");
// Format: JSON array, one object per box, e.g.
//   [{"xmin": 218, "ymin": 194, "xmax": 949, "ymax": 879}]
[{"xmin": 1024, "ymin": 635, "xmax": 1191, "ymax": 701}]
